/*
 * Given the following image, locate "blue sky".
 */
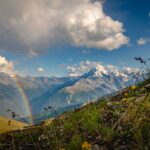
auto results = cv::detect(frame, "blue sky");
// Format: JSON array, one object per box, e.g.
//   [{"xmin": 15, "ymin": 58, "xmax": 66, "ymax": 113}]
[{"xmin": 0, "ymin": 0, "xmax": 150, "ymax": 77}]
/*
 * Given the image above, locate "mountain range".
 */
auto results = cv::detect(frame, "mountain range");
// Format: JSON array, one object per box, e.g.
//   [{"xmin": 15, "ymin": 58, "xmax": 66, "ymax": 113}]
[{"xmin": 0, "ymin": 66, "xmax": 139, "ymax": 123}]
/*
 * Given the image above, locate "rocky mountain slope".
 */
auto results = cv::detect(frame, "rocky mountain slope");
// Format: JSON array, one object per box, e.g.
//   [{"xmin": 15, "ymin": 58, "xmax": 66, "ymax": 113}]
[{"xmin": 30, "ymin": 67, "xmax": 138, "ymax": 116}]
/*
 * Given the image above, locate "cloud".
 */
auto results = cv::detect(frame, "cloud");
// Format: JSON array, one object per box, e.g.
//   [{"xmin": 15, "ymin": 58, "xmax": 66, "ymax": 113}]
[
  {"xmin": 66, "ymin": 60, "xmax": 138, "ymax": 77},
  {"xmin": 66, "ymin": 60, "xmax": 104, "ymax": 76},
  {"xmin": 137, "ymin": 38, "xmax": 150, "ymax": 45},
  {"xmin": 37, "ymin": 67, "xmax": 44, "ymax": 72},
  {"xmin": 68, "ymin": 2, "xmax": 129, "ymax": 50},
  {"xmin": 0, "ymin": 56, "xmax": 14, "ymax": 75},
  {"xmin": 123, "ymin": 67, "xmax": 139, "ymax": 74},
  {"xmin": 0, "ymin": 0, "xmax": 129, "ymax": 56}
]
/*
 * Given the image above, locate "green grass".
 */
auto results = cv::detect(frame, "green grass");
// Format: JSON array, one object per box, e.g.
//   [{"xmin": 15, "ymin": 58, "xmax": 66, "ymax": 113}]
[{"xmin": 43, "ymin": 85, "xmax": 150, "ymax": 150}]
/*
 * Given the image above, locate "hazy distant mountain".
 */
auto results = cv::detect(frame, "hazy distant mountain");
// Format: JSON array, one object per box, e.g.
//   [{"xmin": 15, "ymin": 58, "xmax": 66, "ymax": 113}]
[
  {"xmin": 0, "ymin": 73, "xmax": 63, "ymax": 118},
  {"xmin": 0, "ymin": 67, "xmax": 138, "ymax": 121}
]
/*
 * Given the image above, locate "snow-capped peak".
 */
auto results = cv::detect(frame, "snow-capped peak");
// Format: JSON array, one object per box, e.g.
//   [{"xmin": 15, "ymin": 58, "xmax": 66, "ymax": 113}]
[
  {"xmin": 94, "ymin": 65, "xmax": 108, "ymax": 77},
  {"xmin": 80, "ymin": 65, "xmax": 139, "ymax": 83},
  {"xmin": 67, "ymin": 61, "xmax": 139, "ymax": 79}
]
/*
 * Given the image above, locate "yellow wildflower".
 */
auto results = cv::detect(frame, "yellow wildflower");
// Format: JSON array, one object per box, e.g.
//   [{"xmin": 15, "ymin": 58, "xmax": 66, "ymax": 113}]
[
  {"xmin": 131, "ymin": 85, "xmax": 137, "ymax": 90},
  {"xmin": 59, "ymin": 149, "xmax": 65, "ymax": 150},
  {"xmin": 82, "ymin": 141, "xmax": 91, "ymax": 150}
]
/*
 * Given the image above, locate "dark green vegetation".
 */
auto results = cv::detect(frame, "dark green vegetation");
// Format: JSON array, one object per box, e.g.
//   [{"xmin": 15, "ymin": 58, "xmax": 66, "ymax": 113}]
[{"xmin": 0, "ymin": 79, "xmax": 150, "ymax": 150}]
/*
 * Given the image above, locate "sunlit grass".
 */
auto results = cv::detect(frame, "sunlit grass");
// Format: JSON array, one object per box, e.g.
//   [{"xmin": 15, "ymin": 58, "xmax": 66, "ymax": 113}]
[{"xmin": 0, "ymin": 116, "xmax": 28, "ymax": 134}]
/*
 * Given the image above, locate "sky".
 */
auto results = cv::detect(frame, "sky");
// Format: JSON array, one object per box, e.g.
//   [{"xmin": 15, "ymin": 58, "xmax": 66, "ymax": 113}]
[{"xmin": 0, "ymin": 0, "xmax": 150, "ymax": 77}]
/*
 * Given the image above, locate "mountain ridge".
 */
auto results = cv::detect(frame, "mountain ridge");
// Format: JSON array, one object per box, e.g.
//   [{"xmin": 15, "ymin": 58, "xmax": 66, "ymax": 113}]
[{"xmin": 0, "ymin": 66, "xmax": 139, "ymax": 122}]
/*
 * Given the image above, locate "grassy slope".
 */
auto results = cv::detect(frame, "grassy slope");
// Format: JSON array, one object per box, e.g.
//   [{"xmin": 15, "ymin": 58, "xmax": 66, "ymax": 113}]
[
  {"xmin": 0, "ymin": 116, "xmax": 28, "ymax": 133},
  {"xmin": 44, "ymin": 82, "xmax": 150, "ymax": 150},
  {"xmin": 0, "ymin": 80, "xmax": 150, "ymax": 150}
]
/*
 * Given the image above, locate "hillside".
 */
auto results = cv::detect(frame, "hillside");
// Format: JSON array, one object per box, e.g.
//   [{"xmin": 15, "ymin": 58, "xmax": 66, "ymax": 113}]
[
  {"xmin": 0, "ymin": 79, "xmax": 150, "ymax": 150},
  {"xmin": 0, "ymin": 116, "xmax": 28, "ymax": 134}
]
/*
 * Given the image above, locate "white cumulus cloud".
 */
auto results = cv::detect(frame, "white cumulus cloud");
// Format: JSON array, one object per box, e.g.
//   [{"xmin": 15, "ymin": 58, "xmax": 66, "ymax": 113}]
[
  {"xmin": 137, "ymin": 38, "xmax": 150, "ymax": 45},
  {"xmin": 66, "ymin": 60, "xmax": 104, "ymax": 76},
  {"xmin": 37, "ymin": 67, "xmax": 44, "ymax": 72},
  {"xmin": 0, "ymin": 0, "xmax": 129, "ymax": 55},
  {"xmin": 0, "ymin": 56, "xmax": 14, "ymax": 75}
]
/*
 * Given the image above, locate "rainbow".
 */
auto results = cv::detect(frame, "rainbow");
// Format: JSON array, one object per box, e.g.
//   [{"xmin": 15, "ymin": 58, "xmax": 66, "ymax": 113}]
[{"xmin": 12, "ymin": 74, "xmax": 34, "ymax": 125}]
